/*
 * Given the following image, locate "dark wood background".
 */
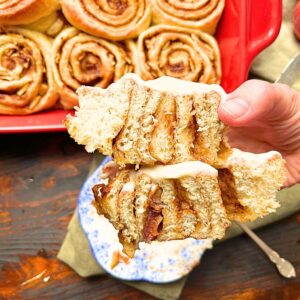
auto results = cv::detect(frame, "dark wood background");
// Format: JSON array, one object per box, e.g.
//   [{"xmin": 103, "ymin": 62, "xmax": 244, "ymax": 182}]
[{"xmin": 0, "ymin": 133, "xmax": 299, "ymax": 299}]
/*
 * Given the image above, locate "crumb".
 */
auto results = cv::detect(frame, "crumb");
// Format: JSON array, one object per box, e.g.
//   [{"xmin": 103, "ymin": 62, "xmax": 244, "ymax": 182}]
[
  {"xmin": 43, "ymin": 276, "xmax": 51, "ymax": 282},
  {"xmin": 111, "ymin": 250, "xmax": 130, "ymax": 269}
]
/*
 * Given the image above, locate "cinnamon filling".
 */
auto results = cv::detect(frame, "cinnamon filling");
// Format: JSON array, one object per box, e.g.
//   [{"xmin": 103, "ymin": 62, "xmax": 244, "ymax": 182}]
[
  {"xmin": 142, "ymin": 184, "xmax": 163, "ymax": 242},
  {"xmin": 108, "ymin": 0, "xmax": 128, "ymax": 13},
  {"xmin": 218, "ymin": 169, "xmax": 245, "ymax": 214},
  {"xmin": 101, "ymin": 161, "xmax": 120, "ymax": 180}
]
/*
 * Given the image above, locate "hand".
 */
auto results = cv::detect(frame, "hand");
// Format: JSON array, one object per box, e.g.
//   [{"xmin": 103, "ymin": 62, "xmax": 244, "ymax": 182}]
[{"xmin": 218, "ymin": 79, "xmax": 300, "ymax": 187}]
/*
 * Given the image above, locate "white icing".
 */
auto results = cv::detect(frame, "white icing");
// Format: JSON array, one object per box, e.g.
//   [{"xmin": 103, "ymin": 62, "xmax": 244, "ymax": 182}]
[
  {"xmin": 121, "ymin": 182, "xmax": 135, "ymax": 192},
  {"xmin": 139, "ymin": 161, "xmax": 217, "ymax": 180},
  {"xmin": 227, "ymin": 148, "xmax": 282, "ymax": 168},
  {"xmin": 121, "ymin": 73, "xmax": 226, "ymax": 98},
  {"xmin": 150, "ymin": 184, "xmax": 159, "ymax": 194}
]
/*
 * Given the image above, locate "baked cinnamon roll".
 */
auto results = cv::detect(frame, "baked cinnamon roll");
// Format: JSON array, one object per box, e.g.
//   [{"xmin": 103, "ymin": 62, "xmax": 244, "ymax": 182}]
[
  {"xmin": 52, "ymin": 27, "xmax": 136, "ymax": 109},
  {"xmin": 0, "ymin": 0, "xmax": 60, "ymax": 25},
  {"xmin": 93, "ymin": 161, "xmax": 229, "ymax": 257},
  {"xmin": 24, "ymin": 11, "xmax": 68, "ymax": 38},
  {"xmin": 0, "ymin": 27, "xmax": 58, "ymax": 115},
  {"xmin": 151, "ymin": 0, "xmax": 225, "ymax": 34},
  {"xmin": 137, "ymin": 25, "xmax": 221, "ymax": 84},
  {"xmin": 60, "ymin": 0, "xmax": 151, "ymax": 41}
]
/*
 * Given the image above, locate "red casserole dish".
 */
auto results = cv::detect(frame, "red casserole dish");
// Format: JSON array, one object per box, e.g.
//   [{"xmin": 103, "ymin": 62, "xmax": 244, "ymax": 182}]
[{"xmin": 0, "ymin": 0, "xmax": 282, "ymax": 133}]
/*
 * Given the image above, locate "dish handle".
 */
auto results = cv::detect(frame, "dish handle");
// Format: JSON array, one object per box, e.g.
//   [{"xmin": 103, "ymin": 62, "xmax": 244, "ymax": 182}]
[{"xmin": 247, "ymin": 0, "xmax": 282, "ymax": 61}]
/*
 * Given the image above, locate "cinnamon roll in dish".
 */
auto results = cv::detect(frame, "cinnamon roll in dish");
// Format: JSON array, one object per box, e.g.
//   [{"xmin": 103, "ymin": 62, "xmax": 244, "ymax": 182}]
[
  {"xmin": 52, "ymin": 27, "xmax": 136, "ymax": 109},
  {"xmin": 24, "ymin": 11, "xmax": 68, "ymax": 37},
  {"xmin": 151, "ymin": 0, "xmax": 225, "ymax": 34},
  {"xmin": 0, "ymin": 0, "xmax": 60, "ymax": 25},
  {"xmin": 60, "ymin": 0, "xmax": 151, "ymax": 41},
  {"xmin": 137, "ymin": 25, "xmax": 221, "ymax": 84},
  {"xmin": 0, "ymin": 27, "xmax": 58, "ymax": 115}
]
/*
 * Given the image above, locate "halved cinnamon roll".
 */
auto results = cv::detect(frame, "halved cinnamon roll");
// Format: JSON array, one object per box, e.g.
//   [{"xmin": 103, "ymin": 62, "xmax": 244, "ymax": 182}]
[
  {"xmin": 93, "ymin": 160, "xmax": 229, "ymax": 257},
  {"xmin": 66, "ymin": 74, "xmax": 229, "ymax": 167},
  {"xmin": 24, "ymin": 11, "xmax": 68, "ymax": 38},
  {"xmin": 93, "ymin": 151, "xmax": 285, "ymax": 258}
]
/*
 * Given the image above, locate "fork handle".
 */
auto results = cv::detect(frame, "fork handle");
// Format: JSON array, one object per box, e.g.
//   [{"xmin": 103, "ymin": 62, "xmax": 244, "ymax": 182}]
[{"xmin": 237, "ymin": 221, "xmax": 275, "ymax": 258}]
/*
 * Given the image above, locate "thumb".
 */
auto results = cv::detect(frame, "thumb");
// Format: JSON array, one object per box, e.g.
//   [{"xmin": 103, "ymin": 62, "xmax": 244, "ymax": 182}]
[{"xmin": 218, "ymin": 79, "xmax": 300, "ymax": 127}]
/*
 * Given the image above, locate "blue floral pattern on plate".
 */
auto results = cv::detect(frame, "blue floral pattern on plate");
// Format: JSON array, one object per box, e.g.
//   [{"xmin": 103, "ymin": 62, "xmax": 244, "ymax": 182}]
[{"xmin": 78, "ymin": 156, "xmax": 212, "ymax": 283}]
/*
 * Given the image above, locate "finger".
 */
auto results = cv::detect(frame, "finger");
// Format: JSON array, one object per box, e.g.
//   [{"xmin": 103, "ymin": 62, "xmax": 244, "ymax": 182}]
[{"xmin": 218, "ymin": 79, "xmax": 300, "ymax": 127}]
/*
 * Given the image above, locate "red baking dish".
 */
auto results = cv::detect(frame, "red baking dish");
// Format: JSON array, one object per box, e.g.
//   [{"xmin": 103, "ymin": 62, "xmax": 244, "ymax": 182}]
[{"xmin": 0, "ymin": 0, "xmax": 282, "ymax": 133}]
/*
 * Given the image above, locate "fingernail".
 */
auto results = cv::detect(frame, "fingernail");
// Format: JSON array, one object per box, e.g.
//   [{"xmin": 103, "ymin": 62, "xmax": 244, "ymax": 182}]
[{"xmin": 220, "ymin": 98, "xmax": 249, "ymax": 119}]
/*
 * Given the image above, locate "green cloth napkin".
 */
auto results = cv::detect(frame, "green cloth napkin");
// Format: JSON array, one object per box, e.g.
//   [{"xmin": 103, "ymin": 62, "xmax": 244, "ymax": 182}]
[
  {"xmin": 58, "ymin": 210, "xmax": 186, "ymax": 300},
  {"xmin": 58, "ymin": 1, "xmax": 300, "ymax": 298}
]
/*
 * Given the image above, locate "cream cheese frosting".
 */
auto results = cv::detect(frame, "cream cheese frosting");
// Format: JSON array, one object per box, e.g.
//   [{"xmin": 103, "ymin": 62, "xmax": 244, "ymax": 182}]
[
  {"xmin": 139, "ymin": 160, "xmax": 217, "ymax": 180},
  {"xmin": 226, "ymin": 148, "xmax": 282, "ymax": 168}
]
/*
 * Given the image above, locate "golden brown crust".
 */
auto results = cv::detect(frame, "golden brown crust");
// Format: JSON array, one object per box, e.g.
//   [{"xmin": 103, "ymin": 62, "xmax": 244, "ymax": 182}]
[
  {"xmin": 151, "ymin": 0, "xmax": 225, "ymax": 34},
  {"xmin": 52, "ymin": 27, "xmax": 134, "ymax": 109},
  {"xmin": 61, "ymin": 0, "xmax": 151, "ymax": 41},
  {"xmin": 137, "ymin": 25, "xmax": 221, "ymax": 84},
  {"xmin": 0, "ymin": 0, "xmax": 60, "ymax": 25},
  {"xmin": 0, "ymin": 26, "xmax": 58, "ymax": 115},
  {"xmin": 24, "ymin": 11, "xmax": 68, "ymax": 37}
]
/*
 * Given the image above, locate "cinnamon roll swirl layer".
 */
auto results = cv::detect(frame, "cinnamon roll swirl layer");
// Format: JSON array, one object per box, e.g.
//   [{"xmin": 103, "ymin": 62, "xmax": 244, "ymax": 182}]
[
  {"xmin": 0, "ymin": 27, "xmax": 58, "ymax": 115},
  {"xmin": 24, "ymin": 11, "xmax": 68, "ymax": 38},
  {"xmin": 0, "ymin": 0, "xmax": 60, "ymax": 25},
  {"xmin": 137, "ymin": 25, "xmax": 221, "ymax": 84},
  {"xmin": 52, "ymin": 27, "xmax": 136, "ymax": 109},
  {"xmin": 151, "ymin": 0, "xmax": 225, "ymax": 34},
  {"xmin": 61, "ymin": 0, "xmax": 151, "ymax": 41}
]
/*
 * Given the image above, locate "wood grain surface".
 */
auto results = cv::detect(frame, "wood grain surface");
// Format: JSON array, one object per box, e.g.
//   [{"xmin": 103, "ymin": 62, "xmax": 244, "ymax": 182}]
[{"xmin": 0, "ymin": 133, "xmax": 299, "ymax": 300}]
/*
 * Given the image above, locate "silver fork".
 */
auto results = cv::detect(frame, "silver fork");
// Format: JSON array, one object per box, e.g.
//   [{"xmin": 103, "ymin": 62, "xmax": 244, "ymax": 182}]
[{"xmin": 237, "ymin": 221, "xmax": 296, "ymax": 278}]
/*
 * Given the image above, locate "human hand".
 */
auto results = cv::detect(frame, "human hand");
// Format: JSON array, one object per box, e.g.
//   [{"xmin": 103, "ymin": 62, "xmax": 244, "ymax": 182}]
[{"xmin": 218, "ymin": 80, "xmax": 300, "ymax": 187}]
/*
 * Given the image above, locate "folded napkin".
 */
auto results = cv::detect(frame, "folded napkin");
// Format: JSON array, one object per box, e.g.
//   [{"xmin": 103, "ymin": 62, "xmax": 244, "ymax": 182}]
[{"xmin": 58, "ymin": 1, "xmax": 300, "ymax": 298}]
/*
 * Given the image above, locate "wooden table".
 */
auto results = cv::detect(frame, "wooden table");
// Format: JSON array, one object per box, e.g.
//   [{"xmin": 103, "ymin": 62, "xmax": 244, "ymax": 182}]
[{"xmin": 1, "ymin": 133, "xmax": 300, "ymax": 299}]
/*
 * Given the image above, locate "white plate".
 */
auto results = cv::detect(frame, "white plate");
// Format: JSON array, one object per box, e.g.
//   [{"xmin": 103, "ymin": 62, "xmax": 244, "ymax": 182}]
[{"xmin": 78, "ymin": 156, "xmax": 212, "ymax": 283}]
